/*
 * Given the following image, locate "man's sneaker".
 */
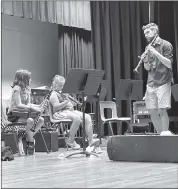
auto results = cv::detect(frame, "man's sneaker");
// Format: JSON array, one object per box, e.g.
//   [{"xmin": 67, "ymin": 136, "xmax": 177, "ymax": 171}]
[
  {"xmin": 27, "ymin": 142, "xmax": 35, "ymax": 155},
  {"xmin": 89, "ymin": 138, "xmax": 100, "ymax": 147},
  {"xmin": 160, "ymin": 131, "xmax": 174, "ymax": 136},
  {"xmin": 66, "ymin": 140, "xmax": 81, "ymax": 150}
]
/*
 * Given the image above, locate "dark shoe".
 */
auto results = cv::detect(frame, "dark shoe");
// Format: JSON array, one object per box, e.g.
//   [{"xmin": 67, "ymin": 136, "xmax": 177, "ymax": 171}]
[{"xmin": 27, "ymin": 142, "xmax": 35, "ymax": 155}]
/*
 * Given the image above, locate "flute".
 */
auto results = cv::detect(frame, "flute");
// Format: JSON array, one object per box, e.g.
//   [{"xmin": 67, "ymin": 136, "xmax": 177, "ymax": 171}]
[{"xmin": 58, "ymin": 92, "xmax": 82, "ymax": 106}]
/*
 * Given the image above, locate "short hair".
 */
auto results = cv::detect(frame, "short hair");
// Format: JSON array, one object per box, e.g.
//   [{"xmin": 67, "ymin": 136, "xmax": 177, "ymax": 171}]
[
  {"xmin": 12, "ymin": 69, "xmax": 31, "ymax": 89},
  {"xmin": 142, "ymin": 23, "xmax": 159, "ymax": 34},
  {"xmin": 52, "ymin": 75, "xmax": 65, "ymax": 90}
]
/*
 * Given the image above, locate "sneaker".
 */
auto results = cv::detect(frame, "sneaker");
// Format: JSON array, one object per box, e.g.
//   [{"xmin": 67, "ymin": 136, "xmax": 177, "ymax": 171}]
[
  {"xmin": 27, "ymin": 142, "xmax": 35, "ymax": 155},
  {"xmin": 86, "ymin": 146, "xmax": 95, "ymax": 153},
  {"xmin": 160, "ymin": 131, "xmax": 174, "ymax": 136},
  {"xmin": 66, "ymin": 140, "xmax": 81, "ymax": 150},
  {"xmin": 89, "ymin": 138, "xmax": 100, "ymax": 147}
]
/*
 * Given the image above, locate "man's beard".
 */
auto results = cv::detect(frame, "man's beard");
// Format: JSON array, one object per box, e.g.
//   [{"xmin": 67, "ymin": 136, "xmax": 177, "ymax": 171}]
[{"xmin": 146, "ymin": 36, "xmax": 154, "ymax": 43}]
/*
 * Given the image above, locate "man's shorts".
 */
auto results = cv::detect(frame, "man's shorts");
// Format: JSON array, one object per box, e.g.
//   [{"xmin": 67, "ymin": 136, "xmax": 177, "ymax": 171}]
[{"xmin": 145, "ymin": 82, "xmax": 171, "ymax": 109}]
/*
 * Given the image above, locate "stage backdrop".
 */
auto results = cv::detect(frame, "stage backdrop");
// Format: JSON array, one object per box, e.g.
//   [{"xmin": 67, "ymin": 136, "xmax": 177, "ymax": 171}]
[
  {"xmin": 154, "ymin": 1, "xmax": 178, "ymax": 83},
  {"xmin": 153, "ymin": 1, "xmax": 178, "ymax": 117},
  {"xmin": 91, "ymin": 1, "xmax": 178, "ymax": 135},
  {"xmin": 58, "ymin": 25, "xmax": 94, "ymax": 77},
  {"xmin": 91, "ymin": 1, "xmax": 149, "ymax": 118}
]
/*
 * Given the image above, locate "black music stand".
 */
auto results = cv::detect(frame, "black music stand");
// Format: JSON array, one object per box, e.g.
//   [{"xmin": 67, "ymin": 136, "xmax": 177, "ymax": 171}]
[
  {"xmin": 62, "ymin": 68, "xmax": 105, "ymax": 158},
  {"xmin": 98, "ymin": 80, "xmax": 108, "ymax": 101},
  {"xmin": 172, "ymin": 84, "xmax": 178, "ymax": 102},
  {"xmin": 116, "ymin": 79, "xmax": 143, "ymax": 132},
  {"xmin": 86, "ymin": 80, "xmax": 108, "ymax": 144},
  {"xmin": 96, "ymin": 80, "xmax": 108, "ymax": 140}
]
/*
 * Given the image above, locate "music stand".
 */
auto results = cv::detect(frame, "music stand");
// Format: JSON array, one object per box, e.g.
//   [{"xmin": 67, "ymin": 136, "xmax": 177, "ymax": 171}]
[
  {"xmin": 172, "ymin": 84, "xmax": 178, "ymax": 102},
  {"xmin": 96, "ymin": 80, "xmax": 108, "ymax": 140},
  {"xmin": 116, "ymin": 79, "xmax": 143, "ymax": 132},
  {"xmin": 62, "ymin": 68, "xmax": 105, "ymax": 158},
  {"xmin": 86, "ymin": 80, "xmax": 108, "ymax": 142},
  {"xmin": 98, "ymin": 80, "xmax": 108, "ymax": 101}
]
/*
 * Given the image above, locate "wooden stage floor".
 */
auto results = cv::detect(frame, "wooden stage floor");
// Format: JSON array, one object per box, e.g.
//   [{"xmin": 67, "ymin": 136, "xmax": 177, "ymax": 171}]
[{"xmin": 2, "ymin": 147, "xmax": 178, "ymax": 188}]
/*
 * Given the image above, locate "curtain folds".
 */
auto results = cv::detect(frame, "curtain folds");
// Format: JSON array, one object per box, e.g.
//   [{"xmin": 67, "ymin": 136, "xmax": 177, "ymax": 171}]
[
  {"xmin": 91, "ymin": 1, "xmax": 149, "ymax": 119},
  {"xmin": 153, "ymin": 1, "xmax": 178, "ymax": 117},
  {"xmin": 154, "ymin": 1, "xmax": 178, "ymax": 83},
  {"xmin": 58, "ymin": 25, "xmax": 94, "ymax": 77},
  {"xmin": 91, "ymin": 1, "xmax": 178, "ymax": 135},
  {"xmin": 1, "ymin": 1, "xmax": 91, "ymax": 30}
]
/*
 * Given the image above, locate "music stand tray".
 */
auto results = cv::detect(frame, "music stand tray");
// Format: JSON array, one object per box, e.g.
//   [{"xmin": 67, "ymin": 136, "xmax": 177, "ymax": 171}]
[
  {"xmin": 62, "ymin": 68, "xmax": 105, "ymax": 158},
  {"xmin": 86, "ymin": 80, "xmax": 108, "ymax": 143}
]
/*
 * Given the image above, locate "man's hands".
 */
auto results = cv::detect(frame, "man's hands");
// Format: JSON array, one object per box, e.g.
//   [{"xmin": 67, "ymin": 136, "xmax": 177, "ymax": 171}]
[
  {"xmin": 147, "ymin": 45, "xmax": 158, "ymax": 56},
  {"xmin": 140, "ymin": 52, "xmax": 148, "ymax": 63},
  {"xmin": 140, "ymin": 45, "xmax": 157, "ymax": 62},
  {"xmin": 147, "ymin": 45, "xmax": 172, "ymax": 69}
]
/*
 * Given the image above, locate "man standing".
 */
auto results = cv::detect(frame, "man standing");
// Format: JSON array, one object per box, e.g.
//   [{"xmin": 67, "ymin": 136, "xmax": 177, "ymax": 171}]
[{"xmin": 142, "ymin": 23, "xmax": 174, "ymax": 134}]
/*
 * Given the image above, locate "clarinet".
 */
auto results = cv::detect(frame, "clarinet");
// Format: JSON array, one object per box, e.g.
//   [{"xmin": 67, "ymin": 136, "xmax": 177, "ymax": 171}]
[
  {"xmin": 59, "ymin": 92, "xmax": 82, "ymax": 106},
  {"xmin": 133, "ymin": 34, "xmax": 158, "ymax": 73},
  {"xmin": 30, "ymin": 90, "xmax": 52, "ymax": 132}
]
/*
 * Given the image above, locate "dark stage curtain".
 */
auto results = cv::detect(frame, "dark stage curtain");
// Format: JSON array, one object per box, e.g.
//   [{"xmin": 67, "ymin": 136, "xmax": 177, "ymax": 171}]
[
  {"xmin": 154, "ymin": 1, "xmax": 178, "ymax": 118},
  {"xmin": 91, "ymin": 1, "xmax": 149, "ymax": 118},
  {"xmin": 91, "ymin": 1, "xmax": 178, "ymax": 135},
  {"xmin": 58, "ymin": 25, "xmax": 94, "ymax": 77},
  {"xmin": 154, "ymin": 1, "xmax": 178, "ymax": 83}
]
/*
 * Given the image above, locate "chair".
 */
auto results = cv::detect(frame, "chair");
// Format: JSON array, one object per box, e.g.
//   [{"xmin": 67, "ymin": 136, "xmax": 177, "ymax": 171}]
[
  {"xmin": 1, "ymin": 99, "xmax": 50, "ymax": 155},
  {"xmin": 48, "ymin": 101, "xmax": 72, "ymax": 150},
  {"xmin": 99, "ymin": 101, "xmax": 131, "ymax": 141},
  {"xmin": 1, "ymin": 99, "xmax": 26, "ymax": 156}
]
